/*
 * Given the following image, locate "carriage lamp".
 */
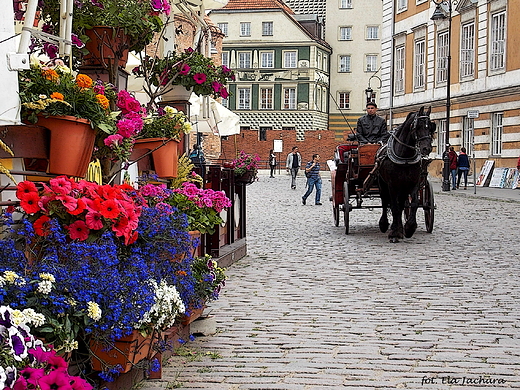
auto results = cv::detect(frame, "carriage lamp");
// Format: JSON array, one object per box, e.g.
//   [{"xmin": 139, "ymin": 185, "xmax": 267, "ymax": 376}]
[
  {"xmin": 365, "ymin": 87, "xmax": 374, "ymax": 104},
  {"xmin": 431, "ymin": 0, "xmax": 453, "ymax": 192}
]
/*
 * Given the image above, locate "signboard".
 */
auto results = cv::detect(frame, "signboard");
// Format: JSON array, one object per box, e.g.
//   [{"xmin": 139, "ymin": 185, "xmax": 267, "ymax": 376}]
[
  {"xmin": 467, "ymin": 110, "xmax": 480, "ymax": 119},
  {"xmin": 273, "ymin": 139, "xmax": 283, "ymax": 153},
  {"xmin": 476, "ymin": 160, "xmax": 494, "ymax": 187}
]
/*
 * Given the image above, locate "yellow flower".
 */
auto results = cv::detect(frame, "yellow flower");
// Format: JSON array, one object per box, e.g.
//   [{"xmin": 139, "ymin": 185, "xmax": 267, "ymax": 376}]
[
  {"xmin": 87, "ymin": 301, "xmax": 102, "ymax": 321},
  {"xmin": 76, "ymin": 74, "xmax": 93, "ymax": 89},
  {"xmin": 39, "ymin": 272, "xmax": 56, "ymax": 282},
  {"xmin": 96, "ymin": 94, "xmax": 110, "ymax": 110}
]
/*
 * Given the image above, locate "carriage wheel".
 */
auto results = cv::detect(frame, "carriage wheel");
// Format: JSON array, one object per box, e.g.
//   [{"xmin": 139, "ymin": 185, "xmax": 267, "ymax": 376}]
[
  {"xmin": 343, "ymin": 182, "xmax": 350, "ymax": 235},
  {"xmin": 423, "ymin": 180, "xmax": 435, "ymax": 233},
  {"xmin": 333, "ymin": 205, "xmax": 340, "ymax": 227}
]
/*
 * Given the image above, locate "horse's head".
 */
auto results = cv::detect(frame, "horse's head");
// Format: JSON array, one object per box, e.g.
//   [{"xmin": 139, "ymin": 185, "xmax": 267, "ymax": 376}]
[{"xmin": 413, "ymin": 106, "xmax": 435, "ymax": 157}]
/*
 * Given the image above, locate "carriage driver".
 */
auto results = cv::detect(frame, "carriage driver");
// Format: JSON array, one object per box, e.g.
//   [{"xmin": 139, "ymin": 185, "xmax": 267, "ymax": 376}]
[{"xmin": 355, "ymin": 102, "xmax": 390, "ymax": 145}]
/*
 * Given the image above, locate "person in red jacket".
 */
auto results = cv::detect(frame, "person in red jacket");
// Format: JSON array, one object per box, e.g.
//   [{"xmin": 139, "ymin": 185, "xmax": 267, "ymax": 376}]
[
  {"xmin": 448, "ymin": 146, "xmax": 458, "ymax": 190},
  {"xmin": 517, "ymin": 155, "xmax": 520, "ymax": 170}
]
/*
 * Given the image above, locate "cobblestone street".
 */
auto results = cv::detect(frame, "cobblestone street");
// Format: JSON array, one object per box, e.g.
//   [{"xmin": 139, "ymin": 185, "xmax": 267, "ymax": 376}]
[{"xmin": 142, "ymin": 172, "xmax": 520, "ymax": 390}]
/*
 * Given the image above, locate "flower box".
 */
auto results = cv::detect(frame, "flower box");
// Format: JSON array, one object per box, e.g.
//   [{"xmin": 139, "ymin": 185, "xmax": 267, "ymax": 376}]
[{"xmin": 89, "ymin": 331, "xmax": 152, "ymax": 374}]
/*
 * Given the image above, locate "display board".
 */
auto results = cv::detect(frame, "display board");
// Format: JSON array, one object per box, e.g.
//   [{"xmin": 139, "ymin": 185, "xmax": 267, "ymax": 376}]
[
  {"xmin": 476, "ymin": 160, "xmax": 494, "ymax": 187},
  {"xmin": 489, "ymin": 167, "xmax": 507, "ymax": 188}
]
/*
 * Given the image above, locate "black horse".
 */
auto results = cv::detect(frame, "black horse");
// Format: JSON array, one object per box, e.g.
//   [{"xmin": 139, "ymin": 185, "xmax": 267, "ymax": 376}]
[{"xmin": 378, "ymin": 106, "xmax": 435, "ymax": 242}]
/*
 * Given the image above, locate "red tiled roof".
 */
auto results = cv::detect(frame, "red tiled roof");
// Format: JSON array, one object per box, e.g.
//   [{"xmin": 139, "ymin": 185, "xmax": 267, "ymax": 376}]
[{"xmin": 222, "ymin": 0, "xmax": 294, "ymax": 14}]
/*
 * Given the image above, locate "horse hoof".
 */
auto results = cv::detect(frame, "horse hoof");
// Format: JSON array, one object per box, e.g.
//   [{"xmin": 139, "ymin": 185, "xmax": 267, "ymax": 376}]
[
  {"xmin": 389, "ymin": 237, "xmax": 399, "ymax": 243},
  {"xmin": 379, "ymin": 220, "xmax": 389, "ymax": 233}
]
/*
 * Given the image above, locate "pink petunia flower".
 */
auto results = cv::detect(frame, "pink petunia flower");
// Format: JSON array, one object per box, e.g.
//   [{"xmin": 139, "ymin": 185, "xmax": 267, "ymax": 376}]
[
  {"xmin": 85, "ymin": 211, "xmax": 104, "ymax": 230},
  {"xmin": 66, "ymin": 220, "xmax": 90, "ymax": 241},
  {"xmin": 193, "ymin": 73, "xmax": 207, "ymax": 84}
]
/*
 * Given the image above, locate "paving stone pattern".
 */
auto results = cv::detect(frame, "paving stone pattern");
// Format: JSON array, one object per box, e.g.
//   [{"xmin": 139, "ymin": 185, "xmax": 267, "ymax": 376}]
[{"xmin": 142, "ymin": 173, "xmax": 520, "ymax": 390}]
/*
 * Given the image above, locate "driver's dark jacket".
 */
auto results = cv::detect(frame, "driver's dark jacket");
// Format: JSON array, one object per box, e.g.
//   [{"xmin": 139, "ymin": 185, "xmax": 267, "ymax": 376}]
[{"xmin": 356, "ymin": 114, "xmax": 389, "ymax": 144}]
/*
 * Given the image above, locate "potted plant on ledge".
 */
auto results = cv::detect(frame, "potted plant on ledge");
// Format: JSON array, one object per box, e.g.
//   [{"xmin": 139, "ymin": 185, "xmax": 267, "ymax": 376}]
[{"xmin": 232, "ymin": 151, "xmax": 260, "ymax": 185}]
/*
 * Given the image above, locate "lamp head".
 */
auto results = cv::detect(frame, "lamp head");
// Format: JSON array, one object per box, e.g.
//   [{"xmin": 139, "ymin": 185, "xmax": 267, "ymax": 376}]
[
  {"xmin": 365, "ymin": 86, "xmax": 374, "ymax": 102},
  {"xmin": 431, "ymin": 4, "xmax": 448, "ymax": 24}
]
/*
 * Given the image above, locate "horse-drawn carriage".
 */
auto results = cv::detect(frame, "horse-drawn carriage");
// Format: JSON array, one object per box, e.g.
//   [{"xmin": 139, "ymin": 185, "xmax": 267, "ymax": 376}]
[{"xmin": 331, "ymin": 107, "xmax": 436, "ymax": 241}]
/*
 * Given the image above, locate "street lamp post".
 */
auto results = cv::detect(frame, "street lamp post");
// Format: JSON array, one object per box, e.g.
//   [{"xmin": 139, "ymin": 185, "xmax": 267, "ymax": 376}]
[{"xmin": 431, "ymin": 0, "xmax": 452, "ymax": 191}]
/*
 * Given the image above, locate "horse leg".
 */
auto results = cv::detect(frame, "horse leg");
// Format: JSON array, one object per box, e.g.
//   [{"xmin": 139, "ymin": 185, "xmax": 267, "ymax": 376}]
[
  {"xmin": 404, "ymin": 190, "xmax": 418, "ymax": 238},
  {"xmin": 388, "ymin": 194, "xmax": 404, "ymax": 243},
  {"xmin": 378, "ymin": 180, "xmax": 389, "ymax": 233}
]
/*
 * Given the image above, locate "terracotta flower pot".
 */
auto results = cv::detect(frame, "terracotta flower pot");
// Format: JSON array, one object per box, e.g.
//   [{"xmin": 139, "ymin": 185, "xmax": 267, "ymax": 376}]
[
  {"xmin": 89, "ymin": 331, "xmax": 152, "ymax": 373},
  {"xmin": 36, "ymin": 115, "xmax": 95, "ymax": 177},
  {"xmin": 133, "ymin": 138, "xmax": 179, "ymax": 178},
  {"xmin": 181, "ymin": 304, "xmax": 205, "ymax": 326},
  {"xmin": 83, "ymin": 26, "xmax": 129, "ymax": 67}
]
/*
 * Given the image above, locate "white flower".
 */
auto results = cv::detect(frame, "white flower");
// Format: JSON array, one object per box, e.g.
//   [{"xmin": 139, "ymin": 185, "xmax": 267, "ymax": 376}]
[
  {"xmin": 39, "ymin": 273, "xmax": 56, "ymax": 282},
  {"xmin": 87, "ymin": 301, "xmax": 102, "ymax": 321},
  {"xmin": 164, "ymin": 106, "xmax": 178, "ymax": 116},
  {"xmin": 22, "ymin": 308, "xmax": 46, "ymax": 327},
  {"xmin": 37, "ymin": 280, "xmax": 53, "ymax": 294},
  {"xmin": 10, "ymin": 310, "xmax": 25, "ymax": 326},
  {"xmin": 3, "ymin": 271, "xmax": 25, "ymax": 286},
  {"xmin": 183, "ymin": 121, "xmax": 193, "ymax": 134},
  {"xmin": 62, "ymin": 339, "xmax": 79, "ymax": 353}
]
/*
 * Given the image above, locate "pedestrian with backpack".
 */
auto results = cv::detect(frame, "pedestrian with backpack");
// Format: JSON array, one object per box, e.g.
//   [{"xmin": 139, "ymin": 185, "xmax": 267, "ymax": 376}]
[{"xmin": 302, "ymin": 154, "xmax": 322, "ymax": 205}]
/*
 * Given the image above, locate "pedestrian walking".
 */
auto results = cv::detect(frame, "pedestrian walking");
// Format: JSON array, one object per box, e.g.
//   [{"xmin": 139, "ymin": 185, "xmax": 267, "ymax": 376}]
[
  {"xmin": 355, "ymin": 102, "xmax": 389, "ymax": 144},
  {"xmin": 268, "ymin": 149, "xmax": 276, "ymax": 178},
  {"xmin": 285, "ymin": 146, "xmax": 301, "ymax": 189},
  {"xmin": 302, "ymin": 154, "xmax": 322, "ymax": 205},
  {"xmin": 448, "ymin": 146, "xmax": 458, "ymax": 190},
  {"xmin": 457, "ymin": 147, "xmax": 470, "ymax": 190}
]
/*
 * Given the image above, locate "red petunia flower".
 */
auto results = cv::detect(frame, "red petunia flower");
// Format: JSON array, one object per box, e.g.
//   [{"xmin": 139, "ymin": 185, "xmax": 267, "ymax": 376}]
[
  {"xmin": 69, "ymin": 198, "xmax": 87, "ymax": 216},
  {"xmin": 66, "ymin": 220, "xmax": 90, "ymax": 241},
  {"xmin": 57, "ymin": 195, "xmax": 78, "ymax": 212},
  {"xmin": 99, "ymin": 199, "xmax": 121, "ymax": 219},
  {"xmin": 20, "ymin": 192, "xmax": 41, "ymax": 214},
  {"xmin": 49, "ymin": 176, "xmax": 73, "ymax": 195},
  {"xmin": 193, "ymin": 73, "xmax": 206, "ymax": 84},
  {"xmin": 85, "ymin": 211, "xmax": 103, "ymax": 230},
  {"xmin": 112, "ymin": 216, "xmax": 129, "ymax": 237},
  {"xmin": 16, "ymin": 181, "xmax": 38, "ymax": 200}
]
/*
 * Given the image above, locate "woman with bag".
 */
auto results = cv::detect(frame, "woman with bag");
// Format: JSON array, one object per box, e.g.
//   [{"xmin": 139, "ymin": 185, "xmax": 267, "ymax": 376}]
[
  {"xmin": 268, "ymin": 149, "xmax": 277, "ymax": 178},
  {"xmin": 457, "ymin": 147, "xmax": 470, "ymax": 190}
]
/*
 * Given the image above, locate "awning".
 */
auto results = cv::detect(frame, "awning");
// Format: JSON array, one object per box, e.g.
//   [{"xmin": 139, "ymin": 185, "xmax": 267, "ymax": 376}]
[{"xmin": 189, "ymin": 94, "xmax": 240, "ymax": 136}]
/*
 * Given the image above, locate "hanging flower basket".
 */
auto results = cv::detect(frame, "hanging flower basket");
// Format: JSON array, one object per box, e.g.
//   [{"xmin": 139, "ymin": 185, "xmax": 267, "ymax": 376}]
[
  {"xmin": 89, "ymin": 330, "xmax": 152, "ymax": 373},
  {"xmin": 133, "ymin": 138, "xmax": 180, "ymax": 178},
  {"xmin": 83, "ymin": 26, "xmax": 130, "ymax": 68},
  {"xmin": 161, "ymin": 85, "xmax": 193, "ymax": 102},
  {"xmin": 235, "ymin": 170, "xmax": 256, "ymax": 185},
  {"xmin": 36, "ymin": 114, "xmax": 95, "ymax": 177}
]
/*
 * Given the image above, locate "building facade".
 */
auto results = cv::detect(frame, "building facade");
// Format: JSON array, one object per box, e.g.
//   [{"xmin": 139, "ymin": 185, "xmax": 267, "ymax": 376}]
[
  {"xmin": 210, "ymin": 0, "xmax": 336, "ymax": 163},
  {"xmin": 381, "ymin": 0, "xmax": 520, "ymax": 175}
]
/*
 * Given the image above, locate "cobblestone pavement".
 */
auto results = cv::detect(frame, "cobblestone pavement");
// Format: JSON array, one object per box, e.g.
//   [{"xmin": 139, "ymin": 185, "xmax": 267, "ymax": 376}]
[{"xmin": 142, "ymin": 172, "xmax": 520, "ymax": 390}]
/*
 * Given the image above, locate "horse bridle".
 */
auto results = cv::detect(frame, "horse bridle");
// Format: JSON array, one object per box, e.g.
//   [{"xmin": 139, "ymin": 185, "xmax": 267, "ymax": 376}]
[{"xmin": 386, "ymin": 113, "xmax": 432, "ymax": 165}]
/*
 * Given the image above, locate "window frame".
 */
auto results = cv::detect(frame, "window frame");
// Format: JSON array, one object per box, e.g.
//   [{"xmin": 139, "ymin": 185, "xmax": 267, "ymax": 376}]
[
  {"xmin": 462, "ymin": 117, "xmax": 474, "ymax": 155},
  {"xmin": 366, "ymin": 26, "xmax": 379, "ymax": 40},
  {"xmin": 414, "ymin": 39, "xmax": 426, "ymax": 89},
  {"xmin": 283, "ymin": 87, "xmax": 296, "ymax": 110},
  {"xmin": 394, "ymin": 45, "xmax": 405, "ymax": 93},
  {"xmin": 259, "ymin": 127, "xmax": 270, "ymax": 141},
  {"xmin": 240, "ymin": 22, "xmax": 251, "ymax": 37},
  {"xmin": 491, "ymin": 112, "xmax": 503, "ymax": 156},
  {"xmin": 460, "ymin": 22, "xmax": 475, "ymax": 79},
  {"xmin": 436, "ymin": 119, "xmax": 447, "ymax": 157},
  {"xmin": 365, "ymin": 54, "xmax": 378, "ymax": 72},
  {"xmin": 237, "ymin": 87, "xmax": 251, "ymax": 110},
  {"xmin": 340, "ymin": 0, "xmax": 352, "ymax": 9},
  {"xmin": 283, "ymin": 50, "xmax": 297, "ymax": 68},
  {"xmin": 260, "ymin": 51, "xmax": 274, "ymax": 68},
  {"xmin": 217, "ymin": 22, "xmax": 228, "ymax": 37},
  {"xmin": 339, "ymin": 26, "xmax": 352, "ymax": 41},
  {"xmin": 221, "ymin": 51, "xmax": 229, "ymax": 67},
  {"xmin": 237, "ymin": 51, "xmax": 252, "ymax": 69},
  {"xmin": 339, "ymin": 55, "xmax": 351, "ymax": 73},
  {"xmin": 262, "ymin": 21, "xmax": 273, "ymax": 36},
  {"xmin": 338, "ymin": 92, "xmax": 350, "ymax": 109},
  {"xmin": 260, "ymin": 87, "xmax": 274, "ymax": 110},
  {"xmin": 490, "ymin": 11, "xmax": 506, "ymax": 71},
  {"xmin": 436, "ymin": 30, "xmax": 449, "ymax": 83}
]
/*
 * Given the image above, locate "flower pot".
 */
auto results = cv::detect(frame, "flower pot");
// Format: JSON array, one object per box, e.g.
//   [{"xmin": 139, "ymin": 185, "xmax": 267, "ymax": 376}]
[
  {"xmin": 235, "ymin": 170, "xmax": 256, "ymax": 185},
  {"xmin": 189, "ymin": 230, "xmax": 202, "ymax": 258},
  {"xmin": 83, "ymin": 26, "xmax": 129, "ymax": 67},
  {"xmin": 36, "ymin": 115, "xmax": 95, "ymax": 177},
  {"xmin": 181, "ymin": 305, "xmax": 205, "ymax": 326},
  {"xmin": 89, "ymin": 331, "xmax": 152, "ymax": 373},
  {"xmin": 161, "ymin": 85, "xmax": 193, "ymax": 102},
  {"xmin": 133, "ymin": 138, "xmax": 179, "ymax": 178}
]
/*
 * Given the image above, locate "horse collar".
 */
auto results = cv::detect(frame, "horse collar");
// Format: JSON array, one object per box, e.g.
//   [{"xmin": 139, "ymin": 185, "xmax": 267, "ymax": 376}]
[{"xmin": 387, "ymin": 132, "xmax": 422, "ymax": 165}]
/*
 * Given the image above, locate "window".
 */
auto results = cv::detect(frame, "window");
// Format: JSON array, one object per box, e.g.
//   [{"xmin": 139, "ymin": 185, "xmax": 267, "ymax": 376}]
[
  {"xmin": 217, "ymin": 23, "xmax": 228, "ymax": 37},
  {"xmin": 395, "ymin": 45, "xmax": 405, "ymax": 93},
  {"xmin": 414, "ymin": 39, "xmax": 425, "ymax": 89},
  {"xmin": 462, "ymin": 117, "xmax": 474, "ymax": 155},
  {"xmin": 436, "ymin": 31, "xmax": 449, "ymax": 83},
  {"xmin": 491, "ymin": 112, "xmax": 503, "ymax": 155},
  {"xmin": 366, "ymin": 26, "xmax": 379, "ymax": 40},
  {"xmin": 397, "ymin": 0, "xmax": 407, "ymax": 12},
  {"xmin": 221, "ymin": 51, "xmax": 229, "ymax": 67},
  {"xmin": 259, "ymin": 127, "xmax": 270, "ymax": 141},
  {"xmin": 316, "ymin": 88, "xmax": 322, "ymax": 111},
  {"xmin": 238, "ymin": 52, "xmax": 251, "ymax": 68},
  {"xmin": 283, "ymin": 88, "xmax": 296, "ymax": 109},
  {"xmin": 340, "ymin": 0, "xmax": 352, "ymax": 9},
  {"xmin": 366, "ymin": 55, "xmax": 377, "ymax": 72},
  {"xmin": 260, "ymin": 51, "xmax": 274, "ymax": 68},
  {"xmin": 323, "ymin": 55, "xmax": 328, "ymax": 72},
  {"xmin": 238, "ymin": 88, "xmax": 251, "ymax": 109},
  {"xmin": 338, "ymin": 92, "xmax": 350, "ymax": 109},
  {"xmin": 490, "ymin": 11, "xmax": 506, "ymax": 71},
  {"xmin": 260, "ymin": 88, "xmax": 273, "ymax": 109},
  {"xmin": 262, "ymin": 22, "xmax": 273, "ymax": 36},
  {"xmin": 339, "ymin": 55, "xmax": 351, "ymax": 72},
  {"xmin": 240, "ymin": 22, "xmax": 251, "ymax": 37},
  {"xmin": 460, "ymin": 23, "xmax": 475, "ymax": 78},
  {"xmin": 283, "ymin": 51, "xmax": 297, "ymax": 68},
  {"xmin": 437, "ymin": 119, "xmax": 447, "ymax": 156},
  {"xmin": 339, "ymin": 26, "xmax": 352, "ymax": 40},
  {"xmin": 221, "ymin": 98, "xmax": 228, "ymax": 108}
]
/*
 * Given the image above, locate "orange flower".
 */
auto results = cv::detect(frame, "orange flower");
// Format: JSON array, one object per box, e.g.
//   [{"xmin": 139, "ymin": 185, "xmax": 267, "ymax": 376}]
[
  {"xmin": 50, "ymin": 92, "xmax": 64, "ymax": 101},
  {"xmin": 76, "ymin": 74, "xmax": 93, "ymax": 89},
  {"xmin": 176, "ymin": 270, "xmax": 187, "ymax": 277},
  {"xmin": 42, "ymin": 68, "xmax": 59, "ymax": 82},
  {"xmin": 96, "ymin": 94, "xmax": 110, "ymax": 110}
]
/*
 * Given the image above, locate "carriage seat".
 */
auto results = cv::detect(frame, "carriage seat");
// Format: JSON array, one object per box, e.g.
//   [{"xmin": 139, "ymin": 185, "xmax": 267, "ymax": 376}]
[
  {"xmin": 335, "ymin": 142, "xmax": 358, "ymax": 163},
  {"xmin": 357, "ymin": 143, "xmax": 381, "ymax": 166}
]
